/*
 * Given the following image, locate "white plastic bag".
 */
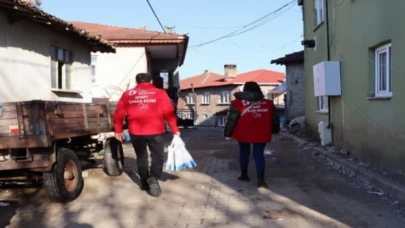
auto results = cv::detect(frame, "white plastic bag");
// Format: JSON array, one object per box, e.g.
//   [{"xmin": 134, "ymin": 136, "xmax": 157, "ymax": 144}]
[
  {"xmin": 165, "ymin": 135, "xmax": 197, "ymax": 171},
  {"xmin": 165, "ymin": 141, "xmax": 175, "ymax": 171}
]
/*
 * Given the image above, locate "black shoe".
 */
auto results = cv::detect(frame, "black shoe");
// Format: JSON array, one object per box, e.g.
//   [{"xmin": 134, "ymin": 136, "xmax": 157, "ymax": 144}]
[
  {"xmin": 238, "ymin": 168, "xmax": 250, "ymax": 181},
  {"xmin": 257, "ymin": 171, "xmax": 268, "ymax": 188},
  {"xmin": 147, "ymin": 177, "xmax": 162, "ymax": 197},
  {"xmin": 140, "ymin": 179, "xmax": 150, "ymax": 191}
]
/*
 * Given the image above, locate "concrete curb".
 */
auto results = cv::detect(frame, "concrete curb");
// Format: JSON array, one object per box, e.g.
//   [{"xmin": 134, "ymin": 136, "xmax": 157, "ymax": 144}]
[{"xmin": 283, "ymin": 132, "xmax": 405, "ymax": 206}]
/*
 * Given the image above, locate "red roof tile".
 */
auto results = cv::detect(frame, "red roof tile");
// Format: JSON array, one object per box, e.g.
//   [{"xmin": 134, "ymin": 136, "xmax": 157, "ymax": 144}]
[
  {"xmin": 70, "ymin": 21, "xmax": 186, "ymax": 42},
  {"xmin": 180, "ymin": 69, "xmax": 285, "ymax": 90},
  {"xmin": 232, "ymin": 69, "xmax": 285, "ymax": 84},
  {"xmin": 180, "ymin": 71, "xmax": 225, "ymax": 90}
]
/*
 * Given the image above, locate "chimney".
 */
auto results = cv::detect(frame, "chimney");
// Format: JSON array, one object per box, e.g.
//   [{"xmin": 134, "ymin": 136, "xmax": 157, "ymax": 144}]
[
  {"xmin": 165, "ymin": 26, "xmax": 175, "ymax": 34},
  {"xmin": 140, "ymin": 25, "xmax": 146, "ymax": 30},
  {"xmin": 224, "ymin": 64, "xmax": 237, "ymax": 81}
]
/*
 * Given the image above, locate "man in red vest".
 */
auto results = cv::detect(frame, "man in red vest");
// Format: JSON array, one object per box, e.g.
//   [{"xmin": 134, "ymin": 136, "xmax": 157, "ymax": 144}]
[{"xmin": 113, "ymin": 73, "xmax": 180, "ymax": 197}]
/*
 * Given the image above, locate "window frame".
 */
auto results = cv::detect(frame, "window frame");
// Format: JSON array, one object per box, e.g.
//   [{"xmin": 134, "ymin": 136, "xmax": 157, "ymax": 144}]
[
  {"xmin": 202, "ymin": 92, "xmax": 210, "ymax": 104},
  {"xmin": 91, "ymin": 54, "xmax": 98, "ymax": 83},
  {"xmin": 50, "ymin": 45, "xmax": 73, "ymax": 90},
  {"xmin": 315, "ymin": 0, "xmax": 325, "ymax": 26},
  {"xmin": 317, "ymin": 96, "xmax": 329, "ymax": 113},
  {"xmin": 220, "ymin": 91, "xmax": 230, "ymax": 104},
  {"xmin": 186, "ymin": 92, "xmax": 195, "ymax": 104},
  {"xmin": 374, "ymin": 43, "xmax": 392, "ymax": 98}
]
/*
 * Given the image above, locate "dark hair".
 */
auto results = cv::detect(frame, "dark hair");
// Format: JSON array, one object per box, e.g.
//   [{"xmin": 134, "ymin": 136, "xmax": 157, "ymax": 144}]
[
  {"xmin": 136, "ymin": 73, "xmax": 152, "ymax": 83},
  {"xmin": 243, "ymin": 81, "xmax": 264, "ymax": 97}
]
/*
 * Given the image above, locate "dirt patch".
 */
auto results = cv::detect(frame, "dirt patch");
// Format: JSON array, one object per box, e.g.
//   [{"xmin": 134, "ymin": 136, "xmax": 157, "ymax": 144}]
[{"xmin": 263, "ymin": 209, "xmax": 298, "ymax": 220}]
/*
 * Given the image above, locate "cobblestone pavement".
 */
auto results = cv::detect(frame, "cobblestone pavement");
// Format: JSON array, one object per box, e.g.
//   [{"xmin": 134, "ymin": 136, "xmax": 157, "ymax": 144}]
[{"xmin": 1, "ymin": 128, "xmax": 405, "ymax": 228}]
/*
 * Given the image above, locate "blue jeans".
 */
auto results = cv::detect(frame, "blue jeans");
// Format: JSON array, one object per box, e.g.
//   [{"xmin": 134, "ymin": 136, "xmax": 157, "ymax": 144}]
[{"xmin": 238, "ymin": 142, "xmax": 266, "ymax": 172}]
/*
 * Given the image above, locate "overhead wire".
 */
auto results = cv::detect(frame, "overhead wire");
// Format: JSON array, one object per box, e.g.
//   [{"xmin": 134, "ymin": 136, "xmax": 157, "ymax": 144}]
[
  {"xmin": 146, "ymin": 0, "xmax": 166, "ymax": 33},
  {"xmin": 188, "ymin": 0, "xmax": 296, "ymax": 49}
]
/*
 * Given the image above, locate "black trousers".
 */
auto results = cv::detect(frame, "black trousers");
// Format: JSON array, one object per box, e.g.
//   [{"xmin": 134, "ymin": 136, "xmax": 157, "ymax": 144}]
[{"xmin": 130, "ymin": 133, "xmax": 165, "ymax": 180}]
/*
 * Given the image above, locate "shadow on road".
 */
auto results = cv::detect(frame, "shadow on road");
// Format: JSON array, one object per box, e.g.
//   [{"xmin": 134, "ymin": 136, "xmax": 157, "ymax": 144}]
[{"xmin": 0, "ymin": 128, "xmax": 404, "ymax": 227}]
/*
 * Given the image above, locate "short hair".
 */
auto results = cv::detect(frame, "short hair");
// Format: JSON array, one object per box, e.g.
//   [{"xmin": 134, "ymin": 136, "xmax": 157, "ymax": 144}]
[
  {"xmin": 243, "ymin": 81, "xmax": 264, "ymax": 98},
  {"xmin": 136, "ymin": 73, "xmax": 152, "ymax": 83}
]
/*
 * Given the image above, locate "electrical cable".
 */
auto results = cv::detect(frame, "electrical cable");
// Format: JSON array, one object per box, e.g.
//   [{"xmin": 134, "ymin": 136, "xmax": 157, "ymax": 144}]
[
  {"xmin": 188, "ymin": 0, "xmax": 296, "ymax": 49},
  {"xmin": 146, "ymin": 0, "xmax": 166, "ymax": 33}
]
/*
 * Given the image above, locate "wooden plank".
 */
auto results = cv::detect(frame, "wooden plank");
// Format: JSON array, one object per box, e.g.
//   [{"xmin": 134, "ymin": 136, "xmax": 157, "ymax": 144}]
[
  {"xmin": 51, "ymin": 122, "xmax": 84, "ymax": 130},
  {"xmin": 0, "ymin": 119, "xmax": 19, "ymax": 127},
  {"xmin": 50, "ymin": 117, "xmax": 85, "ymax": 125},
  {"xmin": 0, "ymin": 105, "xmax": 17, "ymax": 112},
  {"xmin": 52, "ymin": 104, "xmax": 83, "ymax": 111},
  {"xmin": 0, "ymin": 135, "xmax": 50, "ymax": 149},
  {"xmin": 0, "ymin": 111, "xmax": 19, "ymax": 119},
  {"xmin": 49, "ymin": 111, "xmax": 84, "ymax": 119}
]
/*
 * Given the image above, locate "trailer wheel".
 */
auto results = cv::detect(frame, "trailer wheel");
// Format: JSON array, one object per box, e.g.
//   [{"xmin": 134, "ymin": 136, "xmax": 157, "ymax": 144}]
[
  {"xmin": 103, "ymin": 138, "xmax": 124, "ymax": 176},
  {"xmin": 43, "ymin": 148, "xmax": 84, "ymax": 203}
]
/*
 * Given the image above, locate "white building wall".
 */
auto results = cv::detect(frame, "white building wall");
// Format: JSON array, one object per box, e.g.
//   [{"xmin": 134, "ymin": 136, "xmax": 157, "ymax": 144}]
[
  {"xmin": 91, "ymin": 47, "xmax": 148, "ymax": 101},
  {"xmin": 0, "ymin": 11, "xmax": 93, "ymax": 103}
]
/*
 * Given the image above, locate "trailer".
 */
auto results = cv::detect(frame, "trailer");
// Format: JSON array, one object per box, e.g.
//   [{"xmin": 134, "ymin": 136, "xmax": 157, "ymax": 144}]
[{"xmin": 0, "ymin": 100, "xmax": 124, "ymax": 202}]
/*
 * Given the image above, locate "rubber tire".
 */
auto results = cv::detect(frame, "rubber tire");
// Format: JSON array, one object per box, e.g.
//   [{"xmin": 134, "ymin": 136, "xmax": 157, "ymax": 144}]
[
  {"xmin": 43, "ymin": 148, "xmax": 84, "ymax": 203},
  {"xmin": 103, "ymin": 138, "xmax": 124, "ymax": 176}
]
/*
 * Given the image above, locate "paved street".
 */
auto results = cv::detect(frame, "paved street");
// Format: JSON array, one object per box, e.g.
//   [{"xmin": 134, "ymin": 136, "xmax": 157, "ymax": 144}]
[{"xmin": 1, "ymin": 128, "xmax": 405, "ymax": 228}]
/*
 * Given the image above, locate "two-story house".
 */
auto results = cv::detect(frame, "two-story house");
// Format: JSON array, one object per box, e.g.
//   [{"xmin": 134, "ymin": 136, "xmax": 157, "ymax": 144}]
[
  {"xmin": 299, "ymin": 0, "xmax": 405, "ymax": 174},
  {"xmin": 178, "ymin": 65, "xmax": 285, "ymax": 126}
]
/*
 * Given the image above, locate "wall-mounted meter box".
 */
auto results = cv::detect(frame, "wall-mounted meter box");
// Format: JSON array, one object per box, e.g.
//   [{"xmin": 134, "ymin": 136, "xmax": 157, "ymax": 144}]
[{"xmin": 313, "ymin": 61, "xmax": 341, "ymax": 96}]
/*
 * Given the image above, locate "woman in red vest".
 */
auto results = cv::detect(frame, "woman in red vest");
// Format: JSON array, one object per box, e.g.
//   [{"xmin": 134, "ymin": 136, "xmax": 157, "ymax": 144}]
[{"xmin": 224, "ymin": 81, "xmax": 277, "ymax": 188}]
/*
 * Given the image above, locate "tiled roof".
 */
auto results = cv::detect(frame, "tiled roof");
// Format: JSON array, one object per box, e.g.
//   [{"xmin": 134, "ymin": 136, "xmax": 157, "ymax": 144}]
[
  {"xmin": 180, "ymin": 69, "xmax": 285, "ymax": 91},
  {"xmin": 0, "ymin": 0, "xmax": 115, "ymax": 53},
  {"xmin": 70, "ymin": 21, "xmax": 187, "ymax": 44},
  {"xmin": 271, "ymin": 50, "xmax": 304, "ymax": 65},
  {"xmin": 180, "ymin": 71, "xmax": 225, "ymax": 90},
  {"xmin": 232, "ymin": 69, "xmax": 285, "ymax": 84}
]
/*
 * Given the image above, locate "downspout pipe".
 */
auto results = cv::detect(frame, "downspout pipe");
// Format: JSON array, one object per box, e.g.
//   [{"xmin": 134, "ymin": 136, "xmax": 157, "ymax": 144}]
[{"xmin": 325, "ymin": 0, "xmax": 333, "ymax": 143}]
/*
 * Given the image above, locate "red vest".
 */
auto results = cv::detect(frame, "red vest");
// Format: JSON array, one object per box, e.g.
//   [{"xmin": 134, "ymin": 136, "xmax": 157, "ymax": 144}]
[
  {"xmin": 231, "ymin": 99, "xmax": 274, "ymax": 143},
  {"xmin": 113, "ymin": 83, "xmax": 179, "ymax": 135}
]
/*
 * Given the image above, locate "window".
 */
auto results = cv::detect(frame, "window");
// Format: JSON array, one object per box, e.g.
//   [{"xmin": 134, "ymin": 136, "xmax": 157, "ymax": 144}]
[
  {"xmin": 317, "ymin": 96, "xmax": 329, "ymax": 112},
  {"xmin": 186, "ymin": 93, "xmax": 194, "ymax": 104},
  {"xmin": 50, "ymin": 46, "xmax": 72, "ymax": 90},
  {"xmin": 218, "ymin": 115, "xmax": 227, "ymax": 127},
  {"xmin": 91, "ymin": 54, "xmax": 97, "ymax": 83},
  {"xmin": 202, "ymin": 92, "xmax": 210, "ymax": 104},
  {"xmin": 220, "ymin": 91, "xmax": 230, "ymax": 104},
  {"xmin": 315, "ymin": 0, "xmax": 325, "ymax": 25},
  {"xmin": 375, "ymin": 43, "xmax": 392, "ymax": 97}
]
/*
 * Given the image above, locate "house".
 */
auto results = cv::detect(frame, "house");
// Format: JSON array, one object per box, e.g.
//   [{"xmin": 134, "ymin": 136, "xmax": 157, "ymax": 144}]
[
  {"xmin": 178, "ymin": 64, "xmax": 285, "ymax": 126},
  {"xmin": 299, "ymin": 0, "xmax": 405, "ymax": 174},
  {"xmin": 70, "ymin": 21, "xmax": 189, "ymax": 102},
  {"xmin": 0, "ymin": 0, "xmax": 114, "ymax": 103},
  {"xmin": 271, "ymin": 50, "xmax": 305, "ymax": 124}
]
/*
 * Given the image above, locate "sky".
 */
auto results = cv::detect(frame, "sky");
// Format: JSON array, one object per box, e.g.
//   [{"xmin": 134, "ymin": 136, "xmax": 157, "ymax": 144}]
[{"xmin": 42, "ymin": 0, "xmax": 303, "ymax": 79}]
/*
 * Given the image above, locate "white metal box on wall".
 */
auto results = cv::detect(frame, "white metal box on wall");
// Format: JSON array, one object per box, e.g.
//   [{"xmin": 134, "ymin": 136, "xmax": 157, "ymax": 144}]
[{"xmin": 313, "ymin": 61, "xmax": 341, "ymax": 96}]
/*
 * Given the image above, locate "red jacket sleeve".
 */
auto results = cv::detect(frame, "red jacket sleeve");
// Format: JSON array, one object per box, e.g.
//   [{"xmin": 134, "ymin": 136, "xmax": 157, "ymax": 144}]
[
  {"xmin": 113, "ymin": 93, "xmax": 128, "ymax": 133},
  {"xmin": 159, "ymin": 91, "xmax": 180, "ymax": 133}
]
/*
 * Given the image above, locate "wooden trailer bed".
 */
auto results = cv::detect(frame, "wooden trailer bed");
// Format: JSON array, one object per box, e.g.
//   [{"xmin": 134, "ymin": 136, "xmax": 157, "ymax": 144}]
[{"xmin": 0, "ymin": 100, "xmax": 117, "ymax": 150}]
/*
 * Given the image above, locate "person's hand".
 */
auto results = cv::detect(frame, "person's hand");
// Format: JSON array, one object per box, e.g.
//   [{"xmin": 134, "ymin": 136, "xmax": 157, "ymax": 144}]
[
  {"xmin": 174, "ymin": 132, "xmax": 181, "ymax": 136},
  {"xmin": 115, "ymin": 132, "xmax": 124, "ymax": 142}
]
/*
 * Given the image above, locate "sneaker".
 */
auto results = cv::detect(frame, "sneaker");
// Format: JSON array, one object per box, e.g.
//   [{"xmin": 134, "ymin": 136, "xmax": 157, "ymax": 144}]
[
  {"xmin": 147, "ymin": 177, "xmax": 162, "ymax": 197},
  {"xmin": 238, "ymin": 174, "xmax": 250, "ymax": 182}
]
